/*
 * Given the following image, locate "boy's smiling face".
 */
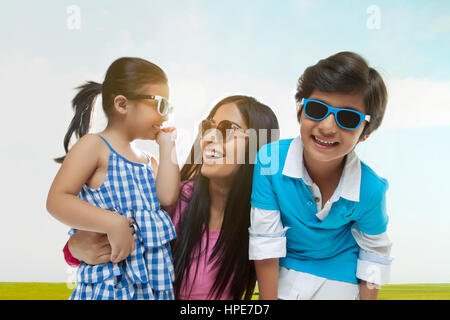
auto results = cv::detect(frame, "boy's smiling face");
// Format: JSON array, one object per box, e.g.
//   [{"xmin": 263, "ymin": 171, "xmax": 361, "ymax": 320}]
[{"xmin": 300, "ymin": 90, "xmax": 370, "ymax": 165}]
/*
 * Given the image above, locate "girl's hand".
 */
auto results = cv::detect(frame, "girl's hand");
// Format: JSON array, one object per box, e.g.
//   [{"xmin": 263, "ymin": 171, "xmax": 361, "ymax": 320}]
[
  {"xmin": 156, "ymin": 126, "xmax": 177, "ymax": 147},
  {"xmin": 106, "ymin": 213, "xmax": 136, "ymax": 263}
]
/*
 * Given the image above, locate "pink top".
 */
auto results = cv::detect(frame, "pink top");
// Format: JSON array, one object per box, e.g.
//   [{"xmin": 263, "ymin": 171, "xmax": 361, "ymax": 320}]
[{"xmin": 163, "ymin": 181, "xmax": 232, "ymax": 300}]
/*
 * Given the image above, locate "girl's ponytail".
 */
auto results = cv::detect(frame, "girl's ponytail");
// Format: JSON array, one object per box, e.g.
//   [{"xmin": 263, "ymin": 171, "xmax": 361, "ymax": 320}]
[{"xmin": 54, "ymin": 81, "xmax": 102, "ymax": 163}]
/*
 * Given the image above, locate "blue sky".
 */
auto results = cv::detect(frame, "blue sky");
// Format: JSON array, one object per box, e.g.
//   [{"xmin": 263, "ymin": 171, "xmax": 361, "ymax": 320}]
[
  {"xmin": 2, "ymin": 0, "xmax": 449, "ymax": 80},
  {"xmin": 0, "ymin": 1, "xmax": 449, "ymax": 284}
]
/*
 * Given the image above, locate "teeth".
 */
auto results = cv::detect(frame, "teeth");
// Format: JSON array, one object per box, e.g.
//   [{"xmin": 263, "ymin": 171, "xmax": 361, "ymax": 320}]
[
  {"xmin": 204, "ymin": 150, "xmax": 223, "ymax": 159},
  {"xmin": 314, "ymin": 136, "xmax": 336, "ymax": 145}
]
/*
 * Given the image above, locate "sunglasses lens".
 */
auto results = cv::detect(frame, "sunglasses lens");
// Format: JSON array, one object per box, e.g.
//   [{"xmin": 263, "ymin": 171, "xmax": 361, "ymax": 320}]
[
  {"xmin": 337, "ymin": 110, "xmax": 361, "ymax": 129},
  {"xmin": 201, "ymin": 120, "xmax": 235, "ymax": 140},
  {"xmin": 158, "ymin": 99, "xmax": 169, "ymax": 116},
  {"xmin": 217, "ymin": 120, "xmax": 234, "ymax": 139},
  {"xmin": 305, "ymin": 101, "xmax": 328, "ymax": 119}
]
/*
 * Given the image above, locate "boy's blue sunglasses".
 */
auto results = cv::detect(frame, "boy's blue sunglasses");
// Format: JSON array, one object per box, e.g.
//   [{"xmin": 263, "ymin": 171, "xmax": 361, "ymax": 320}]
[{"xmin": 300, "ymin": 98, "xmax": 371, "ymax": 130}]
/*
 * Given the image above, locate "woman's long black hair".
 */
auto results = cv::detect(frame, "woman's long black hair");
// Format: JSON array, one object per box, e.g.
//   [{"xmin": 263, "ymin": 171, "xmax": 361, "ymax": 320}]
[
  {"xmin": 54, "ymin": 57, "xmax": 167, "ymax": 163},
  {"xmin": 173, "ymin": 95, "xmax": 279, "ymax": 300}
]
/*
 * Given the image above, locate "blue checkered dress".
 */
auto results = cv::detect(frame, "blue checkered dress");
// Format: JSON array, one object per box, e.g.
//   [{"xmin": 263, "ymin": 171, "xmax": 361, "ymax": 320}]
[{"xmin": 68, "ymin": 135, "xmax": 176, "ymax": 300}]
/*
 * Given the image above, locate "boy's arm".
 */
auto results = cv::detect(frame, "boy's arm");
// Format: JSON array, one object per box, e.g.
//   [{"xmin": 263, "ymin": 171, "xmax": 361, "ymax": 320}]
[
  {"xmin": 255, "ymin": 258, "xmax": 279, "ymax": 300},
  {"xmin": 249, "ymin": 144, "xmax": 286, "ymax": 299},
  {"xmin": 352, "ymin": 181, "xmax": 393, "ymax": 299},
  {"xmin": 154, "ymin": 128, "xmax": 180, "ymax": 206},
  {"xmin": 249, "ymin": 207, "xmax": 287, "ymax": 300},
  {"xmin": 352, "ymin": 228, "xmax": 393, "ymax": 300},
  {"xmin": 359, "ymin": 280, "xmax": 380, "ymax": 300}
]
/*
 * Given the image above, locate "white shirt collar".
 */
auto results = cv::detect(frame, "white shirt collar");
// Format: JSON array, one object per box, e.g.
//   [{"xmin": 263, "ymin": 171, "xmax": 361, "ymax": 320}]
[{"xmin": 282, "ymin": 136, "xmax": 361, "ymax": 202}]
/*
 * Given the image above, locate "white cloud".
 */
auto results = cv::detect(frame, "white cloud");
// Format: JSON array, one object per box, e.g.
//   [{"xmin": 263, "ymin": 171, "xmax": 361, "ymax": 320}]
[
  {"xmin": 381, "ymin": 77, "xmax": 450, "ymax": 130},
  {"xmin": 0, "ymin": 52, "xmax": 101, "ymax": 282}
]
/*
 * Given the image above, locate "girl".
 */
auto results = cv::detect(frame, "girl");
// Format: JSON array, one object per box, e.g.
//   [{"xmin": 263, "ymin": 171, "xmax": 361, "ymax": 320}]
[
  {"xmin": 47, "ymin": 57, "xmax": 180, "ymax": 300},
  {"xmin": 64, "ymin": 95, "xmax": 280, "ymax": 300}
]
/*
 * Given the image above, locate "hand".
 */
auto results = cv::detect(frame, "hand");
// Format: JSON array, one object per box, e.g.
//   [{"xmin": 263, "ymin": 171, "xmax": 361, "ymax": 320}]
[
  {"xmin": 68, "ymin": 230, "xmax": 111, "ymax": 265},
  {"xmin": 156, "ymin": 126, "xmax": 177, "ymax": 147},
  {"xmin": 359, "ymin": 280, "xmax": 379, "ymax": 300},
  {"xmin": 68, "ymin": 218, "xmax": 135, "ymax": 265},
  {"xmin": 106, "ymin": 213, "xmax": 136, "ymax": 263}
]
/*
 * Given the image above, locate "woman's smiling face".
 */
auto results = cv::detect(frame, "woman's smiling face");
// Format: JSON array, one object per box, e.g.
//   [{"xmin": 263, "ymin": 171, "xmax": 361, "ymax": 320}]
[
  {"xmin": 200, "ymin": 102, "xmax": 248, "ymax": 181},
  {"xmin": 299, "ymin": 90, "xmax": 369, "ymax": 165}
]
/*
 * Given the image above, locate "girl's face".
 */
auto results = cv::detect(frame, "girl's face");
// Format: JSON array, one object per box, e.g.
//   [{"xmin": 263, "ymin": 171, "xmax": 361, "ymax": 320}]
[
  {"xmin": 300, "ymin": 89, "xmax": 369, "ymax": 166},
  {"xmin": 126, "ymin": 82, "xmax": 170, "ymax": 140},
  {"xmin": 200, "ymin": 103, "xmax": 248, "ymax": 182}
]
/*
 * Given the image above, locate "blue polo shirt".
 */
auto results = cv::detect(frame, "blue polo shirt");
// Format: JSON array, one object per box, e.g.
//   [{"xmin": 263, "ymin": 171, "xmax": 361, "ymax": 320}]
[{"xmin": 250, "ymin": 138, "xmax": 389, "ymax": 284}]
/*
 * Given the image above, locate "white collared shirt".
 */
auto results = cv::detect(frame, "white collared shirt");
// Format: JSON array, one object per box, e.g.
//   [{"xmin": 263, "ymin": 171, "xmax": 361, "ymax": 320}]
[{"xmin": 249, "ymin": 136, "xmax": 393, "ymax": 287}]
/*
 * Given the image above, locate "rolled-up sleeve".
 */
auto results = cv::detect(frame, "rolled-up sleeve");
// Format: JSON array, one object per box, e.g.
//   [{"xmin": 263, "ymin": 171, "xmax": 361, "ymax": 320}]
[
  {"xmin": 352, "ymin": 224, "xmax": 394, "ymax": 285},
  {"xmin": 249, "ymin": 206, "xmax": 288, "ymax": 260}
]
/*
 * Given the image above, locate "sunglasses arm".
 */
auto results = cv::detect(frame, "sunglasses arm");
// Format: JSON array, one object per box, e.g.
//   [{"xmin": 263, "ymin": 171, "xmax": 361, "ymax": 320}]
[{"xmin": 296, "ymin": 100, "xmax": 304, "ymax": 113}]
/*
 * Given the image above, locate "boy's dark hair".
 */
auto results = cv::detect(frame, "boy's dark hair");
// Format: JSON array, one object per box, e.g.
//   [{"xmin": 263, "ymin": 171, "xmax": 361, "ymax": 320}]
[
  {"xmin": 295, "ymin": 51, "xmax": 387, "ymax": 137},
  {"xmin": 55, "ymin": 57, "xmax": 167, "ymax": 163}
]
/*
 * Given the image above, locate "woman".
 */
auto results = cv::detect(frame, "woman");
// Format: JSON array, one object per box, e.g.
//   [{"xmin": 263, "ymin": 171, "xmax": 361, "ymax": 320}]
[{"xmin": 65, "ymin": 95, "xmax": 279, "ymax": 300}]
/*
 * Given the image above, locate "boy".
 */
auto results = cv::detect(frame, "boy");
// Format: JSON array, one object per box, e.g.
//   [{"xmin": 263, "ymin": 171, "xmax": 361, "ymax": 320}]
[{"xmin": 249, "ymin": 52, "xmax": 393, "ymax": 300}]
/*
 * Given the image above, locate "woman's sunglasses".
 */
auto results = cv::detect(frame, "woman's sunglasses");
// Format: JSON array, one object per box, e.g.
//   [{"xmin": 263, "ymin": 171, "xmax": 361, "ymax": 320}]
[
  {"xmin": 125, "ymin": 94, "xmax": 174, "ymax": 116},
  {"xmin": 201, "ymin": 119, "xmax": 247, "ymax": 141},
  {"xmin": 299, "ymin": 98, "xmax": 370, "ymax": 130}
]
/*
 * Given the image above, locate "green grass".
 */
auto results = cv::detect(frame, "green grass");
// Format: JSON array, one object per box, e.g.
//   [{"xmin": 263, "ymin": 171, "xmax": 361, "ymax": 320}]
[
  {"xmin": 0, "ymin": 282, "xmax": 74, "ymax": 300},
  {"xmin": 1, "ymin": 282, "xmax": 449, "ymax": 300},
  {"xmin": 377, "ymin": 283, "xmax": 450, "ymax": 300}
]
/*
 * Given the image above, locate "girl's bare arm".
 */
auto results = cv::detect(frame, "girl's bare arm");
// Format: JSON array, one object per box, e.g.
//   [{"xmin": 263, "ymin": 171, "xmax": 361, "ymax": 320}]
[
  {"xmin": 154, "ymin": 128, "xmax": 180, "ymax": 206},
  {"xmin": 47, "ymin": 134, "xmax": 134, "ymax": 262}
]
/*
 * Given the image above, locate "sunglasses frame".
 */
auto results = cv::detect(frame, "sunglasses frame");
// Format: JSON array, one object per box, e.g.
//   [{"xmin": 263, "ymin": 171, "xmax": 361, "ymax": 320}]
[
  {"xmin": 124, "ymin": 94, "xmax": 174, "ymax": 116},
  {"xmin": 300, "ymin": 98, "xmax": 371, "ymax": 130},
  {"xmin": 201, "ymin": 119, "xmax": 248, "ymax": 141}
]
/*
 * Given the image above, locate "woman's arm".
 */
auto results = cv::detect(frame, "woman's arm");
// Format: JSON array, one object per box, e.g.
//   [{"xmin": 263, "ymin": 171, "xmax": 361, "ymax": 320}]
[
  {"xmin": 67, "ymin": 231, "xmax": 111, "ymax": 265},
  {"xmin": 47, "ymin": 134, "xmax": 135, "ymax": 263},
  {"xmin": 154, "ymin": 128, "xmax": 180, "ymax": 206},
  {"xmin": 65, "ymin": 225, "xmax": 136, "ymax": 266}
]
